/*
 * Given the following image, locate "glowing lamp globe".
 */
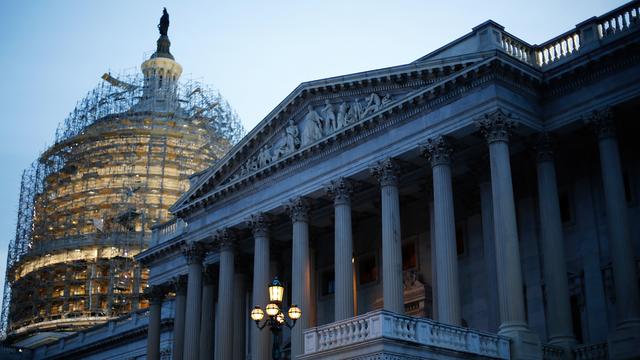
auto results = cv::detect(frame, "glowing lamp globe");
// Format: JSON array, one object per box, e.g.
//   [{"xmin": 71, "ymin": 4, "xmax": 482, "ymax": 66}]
[
  {"xmin": 265, "ymin": 303, "xmax": 280, "ymax": 317},
  {"xmin": 269, "ymin": 277, "xmax": 284, "ymax": 303},
  {"xmin": 251, "ymin": 306, "xmax": 264, "ymax": 321},
  {"xmin": 288, "ymin": 305, "xmax": 302, "ymax": 320}
]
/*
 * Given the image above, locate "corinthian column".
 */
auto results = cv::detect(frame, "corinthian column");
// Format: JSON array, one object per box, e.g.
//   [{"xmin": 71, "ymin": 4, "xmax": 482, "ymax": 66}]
[
  {"xmin": 215, "ymin": 229, "xmax": 236, "ymax": 360},
  {"xmin": 232, "ymin": 273, "xmax": 247, "ymax": 360},
  {"xmin": 476, "ymin": 109, "xmax": 540, "ymax": 359},
  {"xmin": 286, "ymin": 197, "xmax": 311, "ymax": 358},
  {"xmin": 182, "ymin": 242, "xmax": 205, "ymax": 360},
  {"xmin": 146, "ymin": 285, "xmax": 164, "ymax": 360},
  {"xmin": 585, "ymin": 109, "xmax": 640, "ymax": 358},
  {"xmin": 171, "ymin": 276, "xmax": 187, "ymax": 360},
  {"xmin": 199, "ymin": 269, "xmax": 216, "ymax": 360},
  {"xmin": 326, "ymin": 177, "xmax": 355, "ymax": 320},
  {"xmin": 370, "ymin": 158, "xmax": 404, "ymax": 314},
  {"xmin": 535, "ymin": 134, "xmax": 577, "ymax": 350},
  {"xmin": 421, "ymin": 136, "xmax": 461, "ymax": 326},
  {"xmin": 248, "ymin": 213, "xmax": 271, "ymax": 360}
]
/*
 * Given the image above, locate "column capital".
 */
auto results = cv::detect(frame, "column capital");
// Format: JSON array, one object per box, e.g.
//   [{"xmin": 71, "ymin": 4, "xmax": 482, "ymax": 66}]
[
  {"xmin": 170, "ymin": 275, "xmax": 188, "ymax": 296},
  {"xmin": 420, "ymin": 136, "xmax": 454, "ymax": 167},
  {"xmin": 326, "ymin": 177, "xmax": 353, "ymax": 206},
  {"xmin": 535, "ymin": 132, "xmax": 555, "ymax": 163},
  {"xmin": 369, "ymin": 158, "xmax": 399, "ymax": 187},
  {"xmin": 215, "ymin": 228, "xmax": 237, "ymax": 251},
  {"xmin": 145, "ymin": 285, "xmax": 166, "ymax": 305},
  {"xmin": 287, "ymin": 197, "xmax": 310, "ymax": 223},
  {"xmin": 182, "ymin": 241, "xmax": 206, "ymax": 265},
  {"xmin": 247, "ymin": 212, "xmax": 270, "ymax": 237},
  {"xmin": 583, "ymin": 107, "xmax": 616, "ymax": 139},
  {"xmin": 475, "ymin": 109, "xmax": 517, "ymax": 144}
]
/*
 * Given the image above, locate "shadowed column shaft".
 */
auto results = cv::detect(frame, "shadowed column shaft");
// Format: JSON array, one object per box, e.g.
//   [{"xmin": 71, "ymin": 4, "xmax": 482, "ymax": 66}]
[
  {"xmin": 199, "ymin": 279, "xmax": 216, "ymax": 360},
  {"xmin": 291, "ymin": 218, "xmax": 311, "ymax": 358},
  {"xmin": 597, "ymin": 134, "xmax": 640, "ymax": 324},
  {"xmin": 381, "ymin": 182, "xmax": 404, "ymax": 313},
  {"xmin": 147, "ymin": 297, "xmax": 162, "ymax": 360},
  {"xmin": 251, "ymin": 232, "xmax": 271, "ymax": 360},
  {"xmin": 172, "ymin": 290, "xmax": 186, "ymax": 360},
  {"xmin": 233, "ymin": 274, "xmax": 247, "ymax": 360},
  {"xmin": 536, "ymin": 155, "xmax": 576, "ymax": 347},
  {"xmin": 334, "ymin": 197, "xmax": 355, "ymax": 320},
  {"xmin": 215, "ymin": 246, "xmax": 235, "ymax": 359},
  {"xmin": 183, "ymin": 261, "xmax": 203, "ymax": 360},
  {"xmin": 432, "ymin": 162, "xmax": 461, "ymax": 325}
]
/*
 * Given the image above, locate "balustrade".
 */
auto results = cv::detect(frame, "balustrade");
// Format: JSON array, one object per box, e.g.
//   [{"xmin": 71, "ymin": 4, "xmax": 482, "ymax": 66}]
[
  {"xmin": 495, "ymin": 1, "xmax": 639, "ymax": 68},
  {"xmin": 304, "ymin": 310, "xmax": 510, "ymax": 359},
  {"xmin": 573, "ymin": 343, "xmax": 608, "ymax": 360}
]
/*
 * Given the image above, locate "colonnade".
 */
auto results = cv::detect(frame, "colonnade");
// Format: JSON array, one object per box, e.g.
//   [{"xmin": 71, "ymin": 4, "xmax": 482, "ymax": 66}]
[{"xmin": 145, "ymin": 108, "xmax": 638, "ymax": 359}]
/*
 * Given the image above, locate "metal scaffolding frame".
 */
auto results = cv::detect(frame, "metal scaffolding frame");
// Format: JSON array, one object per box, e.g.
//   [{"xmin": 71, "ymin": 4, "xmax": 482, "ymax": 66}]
[{"xmin": 0, "ymin": 69, "xmax": 244, "ymax": 340}]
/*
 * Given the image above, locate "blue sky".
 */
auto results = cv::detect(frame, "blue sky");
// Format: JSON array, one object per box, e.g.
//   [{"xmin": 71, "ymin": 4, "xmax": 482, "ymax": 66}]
[{"xmin": 0, "ymin": 0, "xmax": 626, "ymax": 293}]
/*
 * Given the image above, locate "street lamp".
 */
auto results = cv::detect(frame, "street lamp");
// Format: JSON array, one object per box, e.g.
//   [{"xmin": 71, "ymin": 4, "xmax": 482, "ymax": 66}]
[{"xmin": 250, "ymin": 277, "xmax": 301, "ymax": 360}]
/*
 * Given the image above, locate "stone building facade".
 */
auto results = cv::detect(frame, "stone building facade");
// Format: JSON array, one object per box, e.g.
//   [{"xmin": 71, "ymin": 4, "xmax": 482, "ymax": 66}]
[{"xmin": 28, "ymin": 1, "xmax": 640, "ymax": 359}]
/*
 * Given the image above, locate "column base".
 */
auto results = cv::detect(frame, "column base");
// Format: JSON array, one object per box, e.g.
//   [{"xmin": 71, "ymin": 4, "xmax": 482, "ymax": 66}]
[
  {"xmin": 608, "ymin": 319, "xmax": 640, "ymax": 359},
  {"xmin": 498, "ymin": 322, "xmax": 542, "ymax": 360}
]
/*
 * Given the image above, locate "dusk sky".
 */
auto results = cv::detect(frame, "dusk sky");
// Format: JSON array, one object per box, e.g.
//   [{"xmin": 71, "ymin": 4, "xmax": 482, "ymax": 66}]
[{"xmin": 0, "ymin": 0, "xmax": 625, "ymax": 292}]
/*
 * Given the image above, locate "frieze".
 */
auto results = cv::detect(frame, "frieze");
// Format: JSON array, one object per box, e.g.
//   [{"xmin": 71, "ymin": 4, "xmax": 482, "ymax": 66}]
[{"xmin": 225, "ymin": 92, "xmax": 394, "ymax": 185}]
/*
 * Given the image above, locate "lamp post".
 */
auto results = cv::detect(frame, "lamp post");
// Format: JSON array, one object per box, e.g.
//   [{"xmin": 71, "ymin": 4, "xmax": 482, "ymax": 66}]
[{"xmin": 250, "ymin": 277, "xmax": 302, "ymax": 360}]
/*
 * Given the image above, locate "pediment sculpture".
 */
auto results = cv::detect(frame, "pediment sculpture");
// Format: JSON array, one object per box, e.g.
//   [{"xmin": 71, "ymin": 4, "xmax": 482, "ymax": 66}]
[{"xmin": 225, "ymin": 92, "xmax": 394, "ymax": 184}]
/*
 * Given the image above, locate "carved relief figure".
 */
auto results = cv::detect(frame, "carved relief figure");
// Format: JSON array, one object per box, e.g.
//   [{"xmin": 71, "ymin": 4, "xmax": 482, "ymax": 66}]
[
  {"xmin": 257, "ymin": 145, "xmax": 272, "ymax": 168},
  {"xmin": 284, "ymin": 119, "xmax": 300, "ymax": 152},
  {"xmin": 302, "ymin": 105, "xmax": 324, "ymax": 145},
  {"xmin": 321, "ymin": 100, "xmax": 336, "ymax": 135},
  {"xmin": 336, "ymin": 102, "xmax": 348, "ymax": 130},
  {"xmin": 362, "ymin": 93, "xmax": 382, "ymax": 117},
  {"xmin": 381, "ymin": 93, "xmax": 392, "ymax": 107},
  {"xmin": 346, "ymin": 98, "xmax": 362, "ymax": 125}
]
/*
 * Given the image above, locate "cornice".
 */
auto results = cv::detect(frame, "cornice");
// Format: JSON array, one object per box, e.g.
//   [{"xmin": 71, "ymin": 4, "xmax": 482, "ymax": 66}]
[{"xmin": 135, "ymin": 236, "xmax": 185, "ymax": 265}]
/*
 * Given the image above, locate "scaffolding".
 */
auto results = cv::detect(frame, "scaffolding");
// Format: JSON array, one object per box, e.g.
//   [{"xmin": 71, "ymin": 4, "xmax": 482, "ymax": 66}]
[{"xmin": 0, "ymin": 69, "xmax": 244, "ymax": 340}]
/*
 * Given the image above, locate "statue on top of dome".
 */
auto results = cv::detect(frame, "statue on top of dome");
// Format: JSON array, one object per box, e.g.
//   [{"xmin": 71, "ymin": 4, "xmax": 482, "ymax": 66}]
[{"xmin": 158, "ymin": 8, "xmax": 170, "ymax": 36}]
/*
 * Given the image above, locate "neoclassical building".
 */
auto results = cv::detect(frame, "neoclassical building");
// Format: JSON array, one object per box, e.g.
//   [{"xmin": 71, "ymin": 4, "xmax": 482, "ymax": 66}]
[{"xmin": 28, "ymin": 1, "xmax": 640, "ymax": 359}]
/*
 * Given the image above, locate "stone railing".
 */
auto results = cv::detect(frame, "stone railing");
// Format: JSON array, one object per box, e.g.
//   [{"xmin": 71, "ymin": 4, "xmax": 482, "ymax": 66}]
[
  {"xmin": 597, "ymin": 1, "xmax": 640, "ymax": 40},
  {"xmin": 574, "ymin": 342, "xmax": 608, "ymax": 360},
  {"xmin": 542, "ymin": 343, "xmax": 565, "ymax": 360},
  {"xmin": 497, "ymin": 0, "xmax": 639, "ymax": 68},
  {"xmin": 500, "ymin": 32, "xmax": 535, "ymax": 65},
  {"xmin": 151, "ymin": 217, "xmax": 187, "ymax": 245},
  {"xmin": 33, "ymin": 300, "xmax": 175, "ymax": 359},
  {"xmin": 303, "ymin": 310, "xmax": 510, "ymax": 359},
  {"xmin": 534, "ymin": 30, "xmax": 581, "ymax": 67}
]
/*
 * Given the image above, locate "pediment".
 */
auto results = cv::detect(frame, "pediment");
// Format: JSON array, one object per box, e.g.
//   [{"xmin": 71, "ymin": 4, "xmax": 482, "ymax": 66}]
[
  {"xmin": 170, "ymin": 50, "xmax": 526, "ymax": 216},
  {"xmin": 172, "ymin": 58, "xmax": 476, "ymax": 212}
]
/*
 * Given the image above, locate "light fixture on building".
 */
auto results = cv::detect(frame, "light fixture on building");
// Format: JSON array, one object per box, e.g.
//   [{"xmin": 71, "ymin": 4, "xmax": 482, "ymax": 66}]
[{"xmin": 250, "ymin": 277, "xmax": 301, "ymax": 360}]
